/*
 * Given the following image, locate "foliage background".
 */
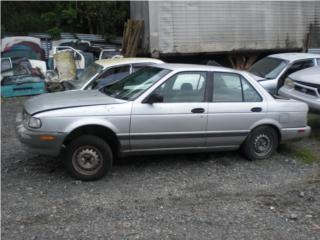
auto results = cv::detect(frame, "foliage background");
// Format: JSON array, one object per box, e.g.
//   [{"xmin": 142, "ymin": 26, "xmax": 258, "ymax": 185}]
[{"xmin": 1, "ymin": 1, "xmax": 129, "ymax": 39}]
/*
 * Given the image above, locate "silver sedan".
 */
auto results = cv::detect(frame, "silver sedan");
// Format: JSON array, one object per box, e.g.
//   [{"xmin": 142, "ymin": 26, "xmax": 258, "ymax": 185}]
[{"xmin": 17, "ymin": 64, "xmax": 311, "ymax": 180}]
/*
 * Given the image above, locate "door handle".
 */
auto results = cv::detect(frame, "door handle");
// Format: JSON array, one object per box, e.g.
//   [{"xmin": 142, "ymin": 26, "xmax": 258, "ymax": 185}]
[
  {"xmin": 251, "ymin": 107, "xmax": 262, "ymax": 112},
  {"xmin": 191, "ymin": 108, "xmax": 205, "ymax": 113}
]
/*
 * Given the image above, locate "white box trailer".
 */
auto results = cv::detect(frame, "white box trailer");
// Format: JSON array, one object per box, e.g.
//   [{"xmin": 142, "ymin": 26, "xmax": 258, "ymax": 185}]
[{"xmin": 131, "ymin": 1, "xmax": 320, "ymax": 59}]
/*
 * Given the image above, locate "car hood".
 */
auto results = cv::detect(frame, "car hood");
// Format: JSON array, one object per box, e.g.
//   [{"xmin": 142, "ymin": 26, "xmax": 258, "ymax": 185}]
[
  {"xmin": 290, "ymin": 67, "xmax": 320, "ymax": 85},
  {"xmin": 24, "ymin": 90, "xmax": 126, "ymax": 115}
]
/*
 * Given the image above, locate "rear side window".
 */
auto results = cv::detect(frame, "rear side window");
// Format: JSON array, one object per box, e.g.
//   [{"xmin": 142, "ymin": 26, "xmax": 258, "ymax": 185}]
[
  {"xmin": 213, "ymin": 72, "xmax": 262, "ymax": 102},
  {"xmin": 287, "ymin": 59, "xmax": 315, "ymax": 75}
]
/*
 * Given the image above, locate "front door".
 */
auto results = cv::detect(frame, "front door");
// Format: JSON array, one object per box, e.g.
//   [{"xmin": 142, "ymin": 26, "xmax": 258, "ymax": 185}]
[{"xmin": 130, "ymin": 71, "xmax": 209, "ymax": 150}]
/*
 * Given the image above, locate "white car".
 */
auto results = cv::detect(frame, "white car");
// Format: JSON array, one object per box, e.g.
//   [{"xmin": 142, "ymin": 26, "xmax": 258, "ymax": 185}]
[
  {"xmin": 279, "ymin": 66, "xmax": 320, "ymax": 111},
  {"xmin": 63, "ymin": 58, "xmax": 164, "ymax": 91},
  {"xmin": 248, "ymin": 53, "xmax": 320, "ymax": 94}
]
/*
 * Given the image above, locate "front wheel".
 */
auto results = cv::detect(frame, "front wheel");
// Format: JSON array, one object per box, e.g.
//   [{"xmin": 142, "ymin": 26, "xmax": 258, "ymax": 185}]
[
  {"xmin": 64, "ymin": 135, "xmax": 113, "ymax": 180},
  {"xmin": 242, "ymin": 126, "xmax": 279, "ymax": 160}
]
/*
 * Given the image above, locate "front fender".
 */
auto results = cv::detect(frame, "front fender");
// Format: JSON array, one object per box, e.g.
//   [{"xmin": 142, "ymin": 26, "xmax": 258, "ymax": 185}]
[{"xmin": 64, "ymin": 117, "xmax": 120, "ymax": 134}]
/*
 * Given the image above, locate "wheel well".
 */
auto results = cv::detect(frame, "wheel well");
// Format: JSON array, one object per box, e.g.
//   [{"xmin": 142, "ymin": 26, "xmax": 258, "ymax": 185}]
[
  {"xmin": 252, "ymin": 124, "xmax": 281, "ymax": 142},
  {"xmin": 63, "ymin": 125, "xmax": 120, "ymax": 158}
]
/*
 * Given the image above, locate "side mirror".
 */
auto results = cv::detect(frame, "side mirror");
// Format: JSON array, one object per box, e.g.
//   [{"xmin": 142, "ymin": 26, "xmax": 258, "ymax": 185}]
[{"xmin": 143, "ymin": 93, "xmax": 163, "ymax": 104}]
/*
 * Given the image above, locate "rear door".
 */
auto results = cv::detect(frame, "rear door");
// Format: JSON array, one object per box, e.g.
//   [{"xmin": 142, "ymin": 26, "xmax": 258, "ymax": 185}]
[{"xmin": 207, "ymin": 72, "xmax": 266, "ymax": 147}]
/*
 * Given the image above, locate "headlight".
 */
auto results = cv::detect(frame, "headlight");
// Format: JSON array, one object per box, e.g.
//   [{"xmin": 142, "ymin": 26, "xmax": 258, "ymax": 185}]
[
  {"xmin": 28, "ymin": 117, "xmax": 42, "ymax": 128},
  {"xmin": 284, "ymin": 77, "xmax": 294, "ymax": 88}
]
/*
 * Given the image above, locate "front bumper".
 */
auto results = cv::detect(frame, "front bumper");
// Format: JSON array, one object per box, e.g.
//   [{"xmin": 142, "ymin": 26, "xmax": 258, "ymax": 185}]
[
  {"xmin": 281, "ymin": 126, "xmax": 311, "ymax": 142},
  {"xmin": 279, "ymin": 87, "xmax": 320, "ymax": 111},
  {"xmin": 16, "ymin": 122, "xmax": 66, "ymax": 157}
]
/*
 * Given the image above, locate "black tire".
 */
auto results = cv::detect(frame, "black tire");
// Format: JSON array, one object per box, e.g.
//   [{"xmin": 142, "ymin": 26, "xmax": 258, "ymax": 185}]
[
  {"xmin": 241, "ymin": 126, "xmax": 279, "ymax": 161},
  {"xmin": 64, "ymin": 135, "xmax": 113, "ymax": 181}
]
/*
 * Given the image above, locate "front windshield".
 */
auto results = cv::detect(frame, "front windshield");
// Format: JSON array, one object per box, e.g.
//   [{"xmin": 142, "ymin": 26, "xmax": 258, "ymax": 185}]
[
  {"xmin": 102, "ymin": 66, "xmax": 171, "ymax": 101},
  {"xmin": 72, "ymin": 63, "xmax": 103, "ymax": 89},
  {"xmin": 249, "ymin": 57, "xmax": 288, "ymax": 79}
]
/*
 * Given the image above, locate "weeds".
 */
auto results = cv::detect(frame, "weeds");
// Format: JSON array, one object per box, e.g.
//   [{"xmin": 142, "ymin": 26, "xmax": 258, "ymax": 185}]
[{"xmin": 279, "ymin": 144, "xmax": 319, "ymax": 164}]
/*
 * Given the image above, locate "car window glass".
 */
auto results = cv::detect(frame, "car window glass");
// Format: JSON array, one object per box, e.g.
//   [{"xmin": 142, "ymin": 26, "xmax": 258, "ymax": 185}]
[
  {"xmin": 248, "ymin": 57, "xmax": 287, "ymax": 79},
  {"xmin": 241, "ymin": 77, "xmax": 262, "ymax": 102},
  {"xmin": 93, "ymin": 65, "xmax": 131, "ymax": 89},
  {"xmin": 213, "ymin": 73, "xmax": 242, "ymax": 102},
  {"xmin": 132, "ymin": 63, "xmax": 155, "ymax": 72},
  {"xmin": 287, "ymin": 59, "xmax": 314, "ymax": 75},
  {"xmin": 155, "ymin": 72, "xmax": 206, "ymax": 103},
  {"xmin": 317, "ymin": 59, "xmax": 320, "ymax": 65},
  {"xmin": 103, "ymin": 67, "xmax": 170, "ymax": 101},
  {"xmin": 98, "ymin": 65, "xmax": 130, "ymax": 79}
]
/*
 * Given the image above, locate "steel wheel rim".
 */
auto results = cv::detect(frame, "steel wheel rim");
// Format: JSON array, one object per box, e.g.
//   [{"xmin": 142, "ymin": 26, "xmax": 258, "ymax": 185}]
[
  {"xmin": 253, "ymin": 134, "xmax": 272, "ymax": 157},
  {"xmin": 72, "ymin": 145, "xmax": 103, "ymax": 175}
]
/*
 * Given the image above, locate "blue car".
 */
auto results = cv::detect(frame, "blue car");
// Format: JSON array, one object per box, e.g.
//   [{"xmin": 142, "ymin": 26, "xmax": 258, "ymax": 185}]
[{"xmin": 1, "ymin": 75, "xmax": 46, "ymax": 97}]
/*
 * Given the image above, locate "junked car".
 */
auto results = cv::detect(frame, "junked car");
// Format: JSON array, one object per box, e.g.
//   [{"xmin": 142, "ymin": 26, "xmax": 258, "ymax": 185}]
[
  {"xmin": 279, "ymin": 66, "xmax": 320, "ymax": 111},
  {"xmin": 17, "ymin": 64, "xmax": 310, "ymax": 180},
  {"xmin": 58, "ymin": 57, "xmax": 164, "ymax": 91},
  {"xmin": 248, "ymin": 53, "xmax": 320, "ymax": 94}
]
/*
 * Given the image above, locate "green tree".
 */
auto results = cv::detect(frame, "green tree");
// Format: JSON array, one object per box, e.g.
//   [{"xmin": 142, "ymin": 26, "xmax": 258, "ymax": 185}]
[{"xmin": 1, "ymin": 1, "xmax": 129, "ymax": 39}]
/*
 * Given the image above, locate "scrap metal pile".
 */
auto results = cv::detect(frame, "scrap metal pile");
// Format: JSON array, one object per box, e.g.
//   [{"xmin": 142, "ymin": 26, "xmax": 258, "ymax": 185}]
[{"xmin": 1, "ymin": 34, "xmax": 122, "ymax": 97}]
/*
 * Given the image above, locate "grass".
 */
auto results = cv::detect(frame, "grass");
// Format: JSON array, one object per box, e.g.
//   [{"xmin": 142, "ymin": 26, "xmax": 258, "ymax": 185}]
[
  {"xmin": 279, "ymin": 144, "xmax": 319, "ymax": 164},
  {"xmin": 294, "ymin": 147, "xmax": 319, "ymax": 164}
]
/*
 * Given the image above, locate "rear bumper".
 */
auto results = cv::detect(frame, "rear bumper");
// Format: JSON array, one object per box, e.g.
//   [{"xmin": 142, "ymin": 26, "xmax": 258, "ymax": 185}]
[
  {"xmin": 16, "ymin": 123, "xmax": 66, "ymax": 157},
  {"xmin": 281, "ymin": 126, "xmax": 311, "ymax": 142}
]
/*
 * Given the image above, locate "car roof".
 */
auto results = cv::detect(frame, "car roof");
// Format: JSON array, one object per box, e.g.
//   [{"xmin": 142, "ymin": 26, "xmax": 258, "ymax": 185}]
[
  {"xmin": 155, "ymin": 63, "xmax": 236, "ymax": 73},
  {"xmin": 268, "ymin": 52, "xmax": 320, "ymax": 62},
  {"xmin": 95, "ymin": 57, "xmax": 164, "ymax": 67}
]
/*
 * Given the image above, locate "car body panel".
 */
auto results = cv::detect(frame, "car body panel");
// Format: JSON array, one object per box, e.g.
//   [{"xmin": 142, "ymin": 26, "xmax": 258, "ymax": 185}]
[
  {"xmin": 24, "ymin": 90, "xmax": 126, "ymax": 115},
  {"xmin": 1, "ymin": 75, "xmax": 46, "ymax": 97}
]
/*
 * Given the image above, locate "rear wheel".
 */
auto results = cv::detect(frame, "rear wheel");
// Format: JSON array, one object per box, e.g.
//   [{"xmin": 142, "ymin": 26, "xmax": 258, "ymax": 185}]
[
  {"xmin": 65, "ymin": 135, "xmax": 113, "ymax": 180},
  {"xmin": 242, "ymin": 126, "xmax": 279, "ymax": 160}
]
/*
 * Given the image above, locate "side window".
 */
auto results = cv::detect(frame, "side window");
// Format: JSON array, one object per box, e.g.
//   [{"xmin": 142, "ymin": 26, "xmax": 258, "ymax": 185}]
[
  {"xmin": 213, "ymin": 72, "xmax": 261, "ymax": 102},
  {"xmin": 317, "ymin": 59, "xmax": 320, "ymax": 65},
  {"xmin": 287, "ymin": 59, "xmax": 314, "ymax": 75},
  {"xmin": 154, "ymin": 72, "xmax": 206, "ymax": 103},
  {"xmin": 213, "ymin": 73, "xmax": 242, "ymax": 102},
  {"xmin": 242, "ymin": 77, "xmax": 262, "ymax": 102}
]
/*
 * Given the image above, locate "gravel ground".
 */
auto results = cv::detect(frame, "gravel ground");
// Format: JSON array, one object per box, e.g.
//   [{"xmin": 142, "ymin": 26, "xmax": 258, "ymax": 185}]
[{"xmin": 1, "ymin": 97, "xmax": 320, "ymax": 240}]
